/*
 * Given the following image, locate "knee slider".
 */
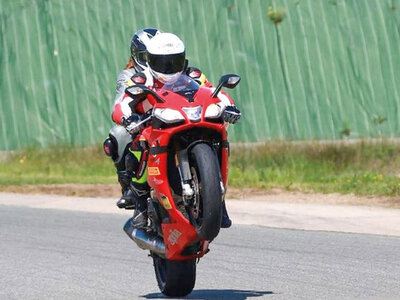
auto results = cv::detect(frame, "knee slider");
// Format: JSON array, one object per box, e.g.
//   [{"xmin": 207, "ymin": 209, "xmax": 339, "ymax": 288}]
[{"xmin": 103, "ymin": 137, "xmax": 117, "ymax": 160}]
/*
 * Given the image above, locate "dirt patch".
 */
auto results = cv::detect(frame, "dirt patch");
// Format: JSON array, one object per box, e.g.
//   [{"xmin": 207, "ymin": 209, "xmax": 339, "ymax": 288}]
[
  {"xmin": 0, "ymin": 184, "xmax": 121, "ymax": 198},
  {"xmin": 1, "ymin": 184, "xmax": 399, "ymax": 209}
]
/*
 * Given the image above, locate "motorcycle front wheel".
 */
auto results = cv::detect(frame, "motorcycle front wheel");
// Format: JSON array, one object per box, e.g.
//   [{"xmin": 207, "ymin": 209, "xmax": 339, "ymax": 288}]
[
  {"xmin": 152, "ymin": 253, "xmax": 196, "ymax": 297},
  {"xmin": 189, "ymin": 143, "xmax": 222, "ymax": 241}
]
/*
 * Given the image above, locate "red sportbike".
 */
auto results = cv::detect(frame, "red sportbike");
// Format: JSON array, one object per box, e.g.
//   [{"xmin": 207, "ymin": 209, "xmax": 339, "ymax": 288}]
[{"xmin": 123, "ymin": 74, "xmax": 240, "ymax": 297}]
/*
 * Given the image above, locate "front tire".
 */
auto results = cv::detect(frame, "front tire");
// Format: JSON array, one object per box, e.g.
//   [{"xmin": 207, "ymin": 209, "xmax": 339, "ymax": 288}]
[
  {"xmin": 152, "ymin": 254, "xmax": 196, "ymax": 297},
  {"xmin": 190, "ymin": 143, "xmax": 222, "ymax": 241}
]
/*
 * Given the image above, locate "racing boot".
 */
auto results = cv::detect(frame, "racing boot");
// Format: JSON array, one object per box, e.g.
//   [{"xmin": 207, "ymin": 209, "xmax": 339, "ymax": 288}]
[
  {"xmin": 221, "ymin": 200, "xmax": 232, "ymax": 228},
  {"xmin": 130, "ymin": 182, "xmax": 150, "ymax": 228},
  {"xmin": 116, "ymin": 171, "xmax": 136, "ymax": 209},
  {"xmin": 131, "ymin": 197, "xmax": 148, "ymax": 228}
]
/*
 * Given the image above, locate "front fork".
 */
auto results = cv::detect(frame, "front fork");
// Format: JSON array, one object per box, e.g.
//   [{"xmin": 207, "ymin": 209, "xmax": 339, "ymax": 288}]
[
  {"xmin": 176, "ymin": 149, "xmax": 195, "ymax": 200},
  {"xmin": 175, "ymin": 143, "xmax": 225, "ymax": 206}
]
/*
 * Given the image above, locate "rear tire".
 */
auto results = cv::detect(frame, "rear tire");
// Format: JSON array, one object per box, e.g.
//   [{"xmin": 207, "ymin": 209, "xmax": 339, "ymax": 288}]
[
  {"xmin": 190, "ymin": 143, "xmax": 222, "ymax": 241},
  {"xmin": 153, "ymin": 254, "xmax": 196, "ymax": 297}
]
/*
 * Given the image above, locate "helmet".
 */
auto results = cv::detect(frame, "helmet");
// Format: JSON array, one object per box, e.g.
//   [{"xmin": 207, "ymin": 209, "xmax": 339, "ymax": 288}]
[
  {"xmin": 146, "ymin": 33, "xmax": 186, "ymax": 84},
  {"xmin": 130, "ymin": 28, "xmax": 162, "ymax": 72}
]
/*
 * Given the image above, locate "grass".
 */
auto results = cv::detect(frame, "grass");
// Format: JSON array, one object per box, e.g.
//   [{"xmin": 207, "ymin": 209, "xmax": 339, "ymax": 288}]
[
  {"xmin": 0, "ymin": 146, "xmax": 115, "ymax": 185},
  {"xmin": 2, "ymin": 141, "xmax": 400, "ymax": 197},
  {"xmin": 229, "ymin": 141, "xmax": 400, "ymax": 197}
]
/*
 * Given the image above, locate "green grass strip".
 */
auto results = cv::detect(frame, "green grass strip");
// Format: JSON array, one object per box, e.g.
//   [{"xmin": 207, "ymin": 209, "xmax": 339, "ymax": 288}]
[{"xmin": 2, "ymin": 141, "xmax": 400, "ymax": 197}]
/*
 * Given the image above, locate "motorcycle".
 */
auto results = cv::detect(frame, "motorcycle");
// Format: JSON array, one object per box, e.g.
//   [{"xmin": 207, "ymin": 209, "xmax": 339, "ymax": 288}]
[{"xmin": 123, "ymin": 73, "xmax": 240, "ymax": 297}]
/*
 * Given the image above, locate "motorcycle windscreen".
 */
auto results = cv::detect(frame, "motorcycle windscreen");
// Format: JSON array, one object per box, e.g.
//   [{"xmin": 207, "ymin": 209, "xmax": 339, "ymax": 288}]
[{"xmin": 163, "ymin": 75, "xmax": 200, "ymax": 102}]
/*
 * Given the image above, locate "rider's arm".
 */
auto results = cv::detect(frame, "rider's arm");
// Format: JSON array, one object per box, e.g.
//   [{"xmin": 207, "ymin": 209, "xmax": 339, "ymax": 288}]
[
  {"xmin": 112, "ymin": 74, "xmax": 155, "ymax": 135},
  {"xmin": 112, "ymin": 94, "xmax": 137, "ymax": 125},
  {"xmin": 112, "ymin": 72, "xmax": 150, "ymax": 125},
  {"xmin": 112, "ymin": 94, "xmax": 150, "ymax": 135},
  {"xmin": 113, "ymin": 69, "xmax": 136, "ymax": 106}
]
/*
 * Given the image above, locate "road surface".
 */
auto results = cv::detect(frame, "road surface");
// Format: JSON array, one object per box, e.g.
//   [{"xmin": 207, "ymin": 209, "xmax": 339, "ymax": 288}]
[{"xmin": 1, "ymin": 204, "xmax": 399, "ymax": 299}]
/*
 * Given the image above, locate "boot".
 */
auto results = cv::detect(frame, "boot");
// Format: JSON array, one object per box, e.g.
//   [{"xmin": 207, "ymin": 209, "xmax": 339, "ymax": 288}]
[
  {"xmin": 131, "ymin": 197, "xmax": 148, "ymax": 228},
  {"xmin": 221, "ymin": 200, "xmax": 232, "ymax": 228},
  {"xmin": 116, "ymin": 171, "xmax": 136, "ymax": 209},
  {"xmin": 130, "ymin": 182, "xmax": 150, "ymax": 228},
  {"xmin": 116, "ymin": 188, "xmax": 136, "ymax": 209}
]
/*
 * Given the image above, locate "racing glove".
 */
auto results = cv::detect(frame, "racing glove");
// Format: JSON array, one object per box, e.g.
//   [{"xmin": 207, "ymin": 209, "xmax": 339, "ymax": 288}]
[
  {"xmin": 122, "ymin": 113, "xmax": 147, "ymax": 135},
  {"xmin": 223, "ymin": 106, "xmax": 241, "ymax": 124}
]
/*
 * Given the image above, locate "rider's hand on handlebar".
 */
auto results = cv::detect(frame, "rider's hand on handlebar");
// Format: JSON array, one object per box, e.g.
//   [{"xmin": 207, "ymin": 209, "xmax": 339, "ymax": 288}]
[
  {"xmin": 223, "ymin": 106, "xmax": 241, "ymax": 124},
  {"xmin": 123, "ymin": 113, "xmax": 148, "ymax": 135}
]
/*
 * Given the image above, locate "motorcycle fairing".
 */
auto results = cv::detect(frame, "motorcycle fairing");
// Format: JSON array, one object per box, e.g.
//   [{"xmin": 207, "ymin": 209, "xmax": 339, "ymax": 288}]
[{"xmin": 136, "ymin": 78, "xmax": 232, "ymax": 260}]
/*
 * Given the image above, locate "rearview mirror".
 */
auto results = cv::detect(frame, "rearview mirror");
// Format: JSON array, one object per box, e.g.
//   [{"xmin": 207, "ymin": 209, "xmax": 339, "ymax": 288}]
[
  {"xmin": 220, "ymin": 74, "xmax": 241, "ymax": 89},
  {"xmin": 125, "ymin": 84, "xmax": 164, "ymax": 103},
  {"xmin": 125, "ymin": 85, "xmax": 146, "ymax": 101},
  {"xmin": 211, "ymin": 74, "xmax": 241, "ymax": 98}
]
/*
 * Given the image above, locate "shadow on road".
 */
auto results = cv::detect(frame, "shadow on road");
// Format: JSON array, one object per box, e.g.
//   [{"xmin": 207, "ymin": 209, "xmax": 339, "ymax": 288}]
[{"xmin": 142, "ymin": 289, "xmax": 274, "ymax": 299}]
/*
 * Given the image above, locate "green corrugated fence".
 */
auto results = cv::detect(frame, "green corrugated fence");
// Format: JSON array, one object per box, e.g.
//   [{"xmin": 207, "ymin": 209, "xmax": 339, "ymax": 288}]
[{"xmin": 1, "ymin": 0, "xmax": 400, "ymax": 150}]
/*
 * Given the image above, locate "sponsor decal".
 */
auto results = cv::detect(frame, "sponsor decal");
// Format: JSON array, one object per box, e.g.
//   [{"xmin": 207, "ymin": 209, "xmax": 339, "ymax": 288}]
[
  {"xmin": 168, "ymin": 229, "xmax": 182, "ymax": 245},
  {"xmin": 160, "ymin": 194, "xmax": 172, "ymax": 210},
  {"xmin": 148, "ymin": 167, "xmax": 160, "ymax": 176},
  {"xmin": 152, "ymin": 178, "xmax": 164, "ymax": 185}
]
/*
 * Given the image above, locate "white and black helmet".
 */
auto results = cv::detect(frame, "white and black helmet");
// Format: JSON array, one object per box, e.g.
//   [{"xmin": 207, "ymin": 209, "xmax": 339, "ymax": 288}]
[
  {"xmin": 130, "ymin": 28, "xmax": 162, "ymax": 72},
  {"xmin": 146, "ymin": 33, "xmax": 186, "ymax": 84}
]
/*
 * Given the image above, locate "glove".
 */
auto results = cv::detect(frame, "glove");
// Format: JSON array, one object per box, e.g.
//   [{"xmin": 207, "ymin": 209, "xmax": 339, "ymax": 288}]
[
  {"xmin": 123, "ymin": 113, "xmax": 147, "ymax": 135},
  {"xmin": 223, "ymin": 106, "xmax": 241, "ymax": 124}
]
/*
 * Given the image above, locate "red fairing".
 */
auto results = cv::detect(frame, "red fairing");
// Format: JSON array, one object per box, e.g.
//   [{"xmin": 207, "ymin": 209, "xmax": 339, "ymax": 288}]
[
  {"xmin": 136, "ymin": 77, "xmax": 235, "ymax": 261},
  {"xmin": 219, "ymin": 90, "xmax": 236, "ymax": 106}
]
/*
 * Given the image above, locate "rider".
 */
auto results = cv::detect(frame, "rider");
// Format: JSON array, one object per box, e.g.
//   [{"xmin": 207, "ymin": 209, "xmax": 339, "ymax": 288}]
[
  {"xmin": 103, "ymin": 28, "xmax": 161, "ymax": 215},
  {"xmin": 105, "ymin": 30, "xmax": 241, "ymax": 229}
]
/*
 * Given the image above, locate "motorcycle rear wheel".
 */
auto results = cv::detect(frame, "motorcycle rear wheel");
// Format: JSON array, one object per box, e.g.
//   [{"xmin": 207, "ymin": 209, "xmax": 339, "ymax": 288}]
[{"xmin": 152, "ymin": 254, "xmax": 196, "ymax": 297}]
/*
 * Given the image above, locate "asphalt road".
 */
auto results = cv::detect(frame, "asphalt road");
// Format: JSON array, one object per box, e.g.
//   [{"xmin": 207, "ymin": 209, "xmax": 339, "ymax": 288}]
[{"xmin": 1, "ymin": 205, "xmax": 399, "ymax": 300}]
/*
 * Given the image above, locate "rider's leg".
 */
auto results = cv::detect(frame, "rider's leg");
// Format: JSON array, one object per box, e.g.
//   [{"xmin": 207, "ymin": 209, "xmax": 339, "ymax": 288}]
[
  {"xmin": 221, "ymin": 143, "xmax": 232, "ymax": 228},
  {"xmin": 115, "ymin": 153, "xmax": 138, "ymax": 209},
  {"xmin": 127, "ymin": 145, "xmax": 150, "ymax": 227},
  {"xmin": 104, "ymin": 126, "xmax": 137, "ymax": 208}
]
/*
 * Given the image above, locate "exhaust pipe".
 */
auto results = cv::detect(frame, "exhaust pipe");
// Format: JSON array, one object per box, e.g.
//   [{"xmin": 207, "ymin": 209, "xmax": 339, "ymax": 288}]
[{"xmin": 123, "ymin": 219, "xmax": 166, "ymax": 257}]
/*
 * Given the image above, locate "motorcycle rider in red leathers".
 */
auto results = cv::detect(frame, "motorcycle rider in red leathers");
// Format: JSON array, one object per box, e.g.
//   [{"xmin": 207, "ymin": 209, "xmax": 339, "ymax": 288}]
[{"xmin": 104, "ymin": 29, "xmax": 241, "ymax": 229}]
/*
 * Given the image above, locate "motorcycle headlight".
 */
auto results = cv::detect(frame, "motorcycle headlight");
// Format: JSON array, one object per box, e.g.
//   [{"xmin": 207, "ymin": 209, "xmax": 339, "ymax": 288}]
[
  {"xmin": 153, "ymin": 108, "xmax": 185, "ymax": 124},
  {"xmin": 182, "ymin": 106, "xmax": 202, "ymax": 122},
  {"xmin": 205, "ymin": 103, "xmax": 224, "ymax": 119}
]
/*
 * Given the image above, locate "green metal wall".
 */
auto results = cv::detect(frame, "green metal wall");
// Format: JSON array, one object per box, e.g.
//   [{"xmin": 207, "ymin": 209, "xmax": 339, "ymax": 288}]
[{"xmin": 1, "ymin": 0, "xmax": 400, "ymax": 150}]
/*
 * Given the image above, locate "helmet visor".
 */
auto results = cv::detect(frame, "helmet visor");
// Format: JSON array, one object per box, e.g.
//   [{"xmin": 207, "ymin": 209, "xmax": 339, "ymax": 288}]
[
  {"xmin": 147, "ymin": 52, "xmax": 185, "ymax": 75},
  {"xmin": 133, "ymin": 50, "xmax": 147, "ymax": 67}
]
